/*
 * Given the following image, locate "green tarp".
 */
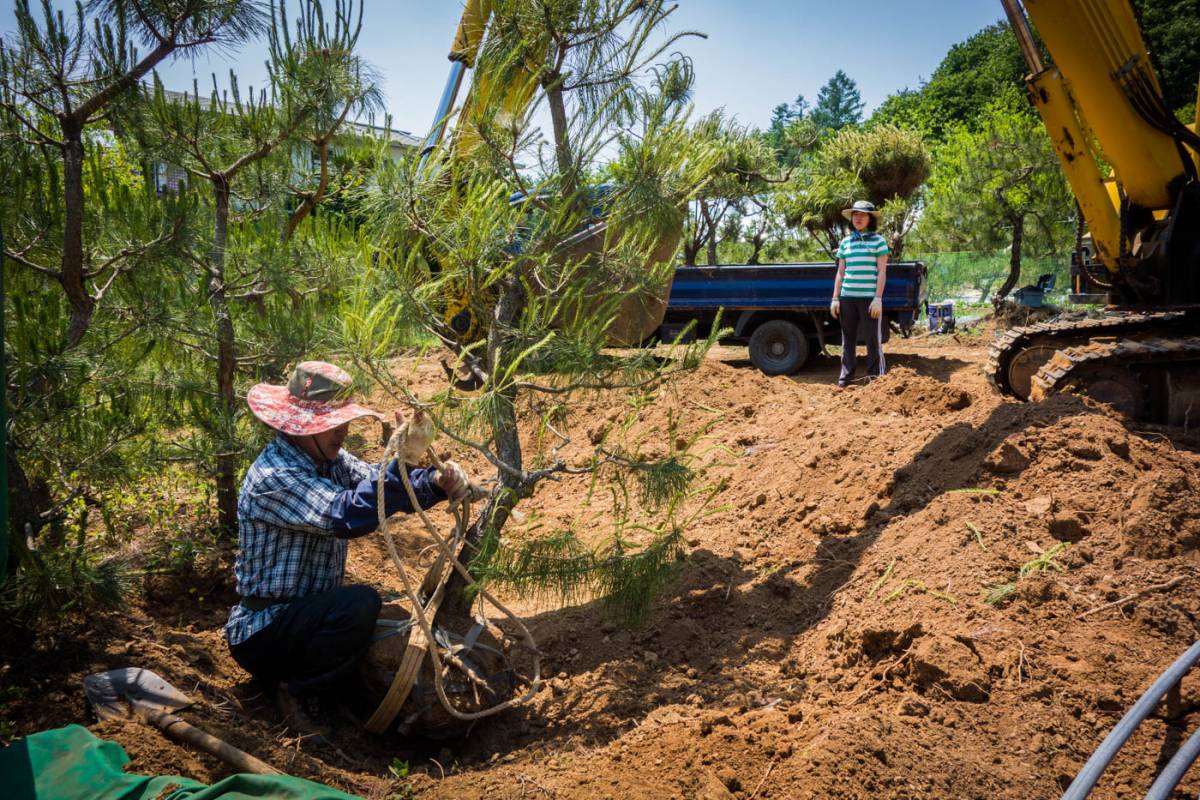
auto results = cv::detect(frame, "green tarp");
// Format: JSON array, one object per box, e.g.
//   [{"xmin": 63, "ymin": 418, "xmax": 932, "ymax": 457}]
[{"xmin": 0, "ymin": 724, "xmax": 360, "ymax": 800}]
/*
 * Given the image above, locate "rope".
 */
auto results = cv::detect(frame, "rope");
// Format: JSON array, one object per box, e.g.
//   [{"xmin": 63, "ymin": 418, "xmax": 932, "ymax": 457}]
[{"xmin": 368, "ymin": 423, "xmax": 541, "ymax": 728}]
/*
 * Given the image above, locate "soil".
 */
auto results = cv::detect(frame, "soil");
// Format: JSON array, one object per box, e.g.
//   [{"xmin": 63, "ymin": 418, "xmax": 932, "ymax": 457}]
[{"xmin": 5, "ymin": 330, "xmax": 1200, "ymax": 799}]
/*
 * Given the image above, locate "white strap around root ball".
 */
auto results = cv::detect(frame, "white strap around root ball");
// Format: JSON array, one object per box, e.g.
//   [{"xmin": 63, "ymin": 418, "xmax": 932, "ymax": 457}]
[{"xmin": 374, "ymin": 427, "xmax": 542, "ymax": 722}]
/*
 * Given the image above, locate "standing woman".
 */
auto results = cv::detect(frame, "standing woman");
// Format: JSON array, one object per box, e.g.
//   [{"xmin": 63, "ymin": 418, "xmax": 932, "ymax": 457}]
[{"xmin": 830, "ymin": 200, "xmax": 889, "ymax": 388}]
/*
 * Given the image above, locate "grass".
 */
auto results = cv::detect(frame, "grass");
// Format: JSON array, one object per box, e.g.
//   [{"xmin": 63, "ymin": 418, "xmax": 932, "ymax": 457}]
[
  {"xmin": 388, "ymin": 758, "xmax": 416, "ymax": 800},
  {"xmin": 868, "ymin": 559, "xmax": 897, "ymax": 599}
]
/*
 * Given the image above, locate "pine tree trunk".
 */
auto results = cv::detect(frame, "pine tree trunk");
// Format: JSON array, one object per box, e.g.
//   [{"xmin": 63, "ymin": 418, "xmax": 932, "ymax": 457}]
[
  {"xmin": 443, "ymin": 273, "xmax": 525, "ymax": 618},
  {"xmin": 284, "ymin": 138, "xmax": 330, "ymax": 242},
  {"xmin": 701, "ymin": 201, "xmax": 719, "ymax": 265},
  {"xmin": 61, "ymin": 123, "xmax": 94, "ymax": 349},
  {"xmin": 546, "ymin": 79, "xmax": 576, "ymax": 201},
  {"xmin": 209, "ymin": 179, "xmax": 238, "ymax": 535},
  {"xmin": 995, "ymin": 215, "xmax": 1024, "ymax": 301}
]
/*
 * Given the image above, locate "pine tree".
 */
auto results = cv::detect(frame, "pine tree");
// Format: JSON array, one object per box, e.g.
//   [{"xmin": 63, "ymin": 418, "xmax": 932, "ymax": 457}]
[
  {"xmin": 350, "ymin": 0, "xmax": 722, "ymax": 622},
  {"xmin": 138, "ymin": 0, "xmax": 376, "ymax": 533},
  {"xmin": 0, "ymin": 0, "xmax": 267, "ymax": 350},
  {"xmin": 810, "ymin": 70, "xmax": 864, "ymax": 133}
]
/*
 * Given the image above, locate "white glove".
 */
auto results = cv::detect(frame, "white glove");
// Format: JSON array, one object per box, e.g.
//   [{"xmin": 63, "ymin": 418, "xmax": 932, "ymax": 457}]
[
  {"xmin": 868, "ymin": 297, "xmax": 883, "ymax": 320},
  {"xmin": 398, "ymin": 409, "xmax": 435, "ymax": 464},
  {"xmin": 829, "ymin": 299, "xmax": 840, "ymax": 319},
  {"xmin": 436, "ymin": 460, "xmax": 469, "ymax": 503}
]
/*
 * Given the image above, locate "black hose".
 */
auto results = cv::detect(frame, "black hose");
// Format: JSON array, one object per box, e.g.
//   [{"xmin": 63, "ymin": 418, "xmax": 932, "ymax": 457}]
[
  {"xmin": 1061, "ymin": 640, "xmax": 1200, "ymax": 800},
  {"xmin": 1144, "ymin": 722, "xmax": 1200, "ymax": 800}
]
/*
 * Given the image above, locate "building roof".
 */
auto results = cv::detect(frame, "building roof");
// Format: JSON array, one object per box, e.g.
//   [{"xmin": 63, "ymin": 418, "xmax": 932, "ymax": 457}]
[{"xmin": 154, "ymin": 87, "xmax": 420, "ymax": 149}]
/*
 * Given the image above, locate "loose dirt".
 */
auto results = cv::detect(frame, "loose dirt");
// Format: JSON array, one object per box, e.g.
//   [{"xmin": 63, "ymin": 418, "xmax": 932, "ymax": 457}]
[{"xmin": 5, "ymin": 329, "xmax": 1200, "ymax": 799}]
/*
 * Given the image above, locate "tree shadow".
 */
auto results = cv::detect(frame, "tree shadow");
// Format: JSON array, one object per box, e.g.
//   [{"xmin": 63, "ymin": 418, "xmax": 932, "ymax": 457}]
[{"xmin": 716, "ymin": 349, "xmax": 973, "ymax": 386}]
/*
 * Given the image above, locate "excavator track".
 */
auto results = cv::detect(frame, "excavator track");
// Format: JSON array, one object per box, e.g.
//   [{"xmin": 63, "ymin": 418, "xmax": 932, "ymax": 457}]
[
  {"xmin": 1029, "ymin": 335, "xmax": 1200, "ymax": 420},
  {"xmin": 985, "ymin": 313, "xmax": 1178, "ymax": 400}
]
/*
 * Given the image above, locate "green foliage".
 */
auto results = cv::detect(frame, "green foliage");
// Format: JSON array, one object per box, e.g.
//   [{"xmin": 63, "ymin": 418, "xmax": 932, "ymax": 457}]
[
  {"xmin": 868, "ymin": 22, "xmax": 1029, "ymax": 141},
  {"xmin": 915, "ymin": 250, "xmax": 1069, "ymax": 303},
  {"xmin": 474, "ymin": 524, "xmax": 686, "ymax": 624},
  {"xmin": 1, "ymin": 544, "xmax": 131, "ymax": 625},
  {"xmin": 810, "ymin": 69, "xmax": 864, "ymax": 134},
  {"xmin": 985, "ymin": 542, "xmax": 1069, "ymax": 607},
  {"xmin": 821, "ymin": 124, "xmax": 930, "ymax": 207},
  {"xmin": 679, "ymin": 110, "xmax": 781, "ymax": 265},
  {"xmin": 1133, "ymin": 0, "xmax": 1200, "ymax": 115},
  {"xmin": 914, "ymin": 91, "xmax": 1073, "ymax": 280},
  {"xmin": 1, "ymin": 0, "xmax": 383, "ymax": 576},
  {"xmin": 763, "ymin": 94, "xmax": 813, "ymax": 166},
  {"xmin": 777, "ymin": 124, "xmax": 929, "ymax": 257},
  {"xmin": 351, "ymin": 1, "xmax": 721, "ymax": 623},
  {"xmin": 387, "ymin": 757, "xmax": 415, "ymax": 800}
]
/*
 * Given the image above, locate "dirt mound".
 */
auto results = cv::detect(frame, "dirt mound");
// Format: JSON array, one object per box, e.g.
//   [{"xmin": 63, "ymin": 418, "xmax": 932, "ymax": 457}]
[
  {"xmin": 6, "ymin": 333, "xmax": 1200, "ymax": 799},
  {"xmin": 847, "ymin": 367, "xmax": 973, "ymax": 415}
]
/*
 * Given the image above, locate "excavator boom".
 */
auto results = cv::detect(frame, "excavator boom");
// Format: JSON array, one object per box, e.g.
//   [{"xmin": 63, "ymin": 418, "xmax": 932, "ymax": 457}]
[{"xmin": 989, "ymin": 0, "xmax": 1200, "ymax": 423}]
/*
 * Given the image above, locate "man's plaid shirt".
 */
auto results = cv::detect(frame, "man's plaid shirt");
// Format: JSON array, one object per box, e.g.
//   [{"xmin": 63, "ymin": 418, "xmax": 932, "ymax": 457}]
[{"xmin": 224, "ymin": 434, "xmax": 441, "ymax": 646}]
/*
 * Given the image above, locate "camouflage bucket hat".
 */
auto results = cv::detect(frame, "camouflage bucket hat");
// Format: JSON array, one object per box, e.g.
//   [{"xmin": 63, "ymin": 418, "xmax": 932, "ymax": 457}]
[{"xmin": 246, "ymin": 361, "xmax": 381, "ymax": 436}]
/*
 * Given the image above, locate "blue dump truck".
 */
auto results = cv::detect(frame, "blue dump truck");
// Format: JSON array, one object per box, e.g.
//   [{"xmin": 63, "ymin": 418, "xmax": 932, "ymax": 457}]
[{"xmin": 658, "ymin": 261, "xmax": 928, "ymax": 375}]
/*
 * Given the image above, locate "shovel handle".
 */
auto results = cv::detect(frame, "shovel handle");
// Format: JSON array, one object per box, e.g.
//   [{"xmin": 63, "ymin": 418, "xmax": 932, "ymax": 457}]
[{"xmin": 140, "ymin": 708, "xmax": 281, "ymax": 775}]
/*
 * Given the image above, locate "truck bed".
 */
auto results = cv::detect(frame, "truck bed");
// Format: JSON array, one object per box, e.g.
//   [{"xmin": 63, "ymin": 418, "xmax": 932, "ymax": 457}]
[
  {"xmin": 667, "ymin": 261, "xmax": 926, "ymax": 311},
  {"xmin": 659, "ymin": 261, "xmax": 927, "ymax": 375}
]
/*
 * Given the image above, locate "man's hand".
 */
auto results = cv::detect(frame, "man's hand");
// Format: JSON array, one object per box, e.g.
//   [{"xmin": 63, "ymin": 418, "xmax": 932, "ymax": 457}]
[
  {"xmin": 829, "ymin": 299, "xmax": 840, "ymax": 319},
  {"xmin": 868, "ymin": 297, "xmax": 883, "ymax": 320},
  {"xmin": 436, "ymin": 460, "xmax": 469, "ymax": 503}
]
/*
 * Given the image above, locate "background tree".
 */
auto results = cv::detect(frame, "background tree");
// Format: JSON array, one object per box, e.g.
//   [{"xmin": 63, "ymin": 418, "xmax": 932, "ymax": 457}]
[
  {"xmin": 139, "ymin": 0, "xmax": 375, "ymax": 532},
  {"xmin": 763, "ymin": 93, "xmax": 810, "ymax": 164},
  {"xmin": 1131, "ymin": 0, "xmax": 1200, "ymax": 117},
  {"xmin": 916, "ymin": 92, "xmax": 1073, "ymax": 300},
  {"xmin": 868, "ymin": 22, "xmax": 1027, "ymax": 140},
  {"xmin": 778, "ymin": 124, "xmax": 929, "ymax": 258},
  {"xmin": 0, "ymin": 0, "xmax": 266, "ymax": 349},
  {"xmin": 810, "ymin": 69, "xmax": 864, "ymax": 134},
  {"xmin": 680, "ymin": 110, "xmax": 777, "ymax": 265},
  {"xmin": 279, "ymin": 0, "xmax": 384, "ymax": 241}
]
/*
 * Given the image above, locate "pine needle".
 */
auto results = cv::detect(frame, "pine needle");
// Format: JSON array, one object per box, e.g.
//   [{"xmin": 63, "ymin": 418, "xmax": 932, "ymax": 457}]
[
  {"xmin": 868, "ymin": 558, "xmax": 896, "ymax": 599},
  {"xmin": 966, "ymin": 522, "xmax": 987, "ymax": 552}
]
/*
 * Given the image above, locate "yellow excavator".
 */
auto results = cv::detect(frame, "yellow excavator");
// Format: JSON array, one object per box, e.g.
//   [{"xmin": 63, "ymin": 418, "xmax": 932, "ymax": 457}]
[{"xmin": 991, "ymin": 0, "xmax": 1200, "ymax": 422}]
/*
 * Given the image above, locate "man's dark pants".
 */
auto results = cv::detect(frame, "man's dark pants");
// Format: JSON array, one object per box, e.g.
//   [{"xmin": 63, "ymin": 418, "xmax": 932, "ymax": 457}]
[
  {"xmin": 229, "ymin": 585, "xmax": 381, "ymax": 698},
  {"xmin": 838, "ymin": 296, "xmax": 886, "ymax": 386}
]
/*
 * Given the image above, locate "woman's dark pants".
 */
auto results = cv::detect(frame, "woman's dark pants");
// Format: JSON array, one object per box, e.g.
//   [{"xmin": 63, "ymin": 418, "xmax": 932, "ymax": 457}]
[
  {"xmin": 838, "ymin": 297, "xmax": 886, "ymax": 386},
  {"xmin": 229, "ymin": 585, "xmax": 381, "ymax": 698}
]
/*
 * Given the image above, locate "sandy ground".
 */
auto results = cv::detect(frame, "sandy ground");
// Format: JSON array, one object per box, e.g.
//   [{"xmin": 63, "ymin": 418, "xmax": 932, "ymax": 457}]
[{"xmin": 5, "ymin": 328, "xmax": 1200, "ymax": 799}]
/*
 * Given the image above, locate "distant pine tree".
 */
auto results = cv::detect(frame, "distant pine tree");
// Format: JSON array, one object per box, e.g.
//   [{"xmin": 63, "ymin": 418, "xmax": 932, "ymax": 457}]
[{"xmin": 810, "ymin": 70, "xmax": 864, "ymax": 133}]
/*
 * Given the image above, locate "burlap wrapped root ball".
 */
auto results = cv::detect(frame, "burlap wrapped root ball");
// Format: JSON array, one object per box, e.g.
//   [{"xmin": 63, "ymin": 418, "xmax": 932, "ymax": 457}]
[{"xmin": 361, "ymin": 602, "xmax": 517, "ymax": 738}]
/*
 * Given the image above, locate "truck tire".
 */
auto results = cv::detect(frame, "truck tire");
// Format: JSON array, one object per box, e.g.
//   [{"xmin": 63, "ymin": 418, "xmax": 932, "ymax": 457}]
[{"xmin": 748, "ymin": 320, "xmax": 810, "ymax": 375}]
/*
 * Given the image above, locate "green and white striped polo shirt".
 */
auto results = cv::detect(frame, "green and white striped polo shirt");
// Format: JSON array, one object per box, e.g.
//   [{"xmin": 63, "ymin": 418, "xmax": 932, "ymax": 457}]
[{"xmin": 836, "ymin": 231, "xmax": 889, "ymax": 299}]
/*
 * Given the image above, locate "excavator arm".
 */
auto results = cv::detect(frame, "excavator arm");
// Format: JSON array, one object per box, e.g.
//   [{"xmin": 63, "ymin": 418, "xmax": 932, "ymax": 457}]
[{"xmin": 1001, "ymin": 0, "xmax": 1199, "ymax": 280}]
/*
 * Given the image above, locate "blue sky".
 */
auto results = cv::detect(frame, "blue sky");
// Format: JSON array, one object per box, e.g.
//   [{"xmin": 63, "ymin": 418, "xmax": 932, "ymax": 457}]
[{"xmin": 2, "ymin": 1, "xmax": 1006, "ymax": 135}]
